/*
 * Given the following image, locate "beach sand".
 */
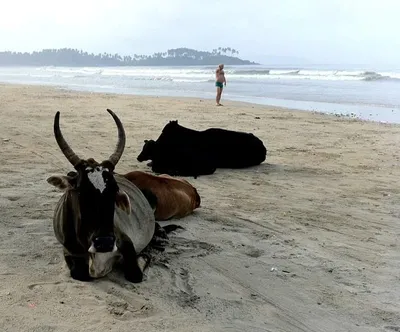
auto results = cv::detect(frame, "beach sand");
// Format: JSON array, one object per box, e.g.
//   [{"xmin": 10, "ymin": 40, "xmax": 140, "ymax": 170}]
[{"xmin": 0, "ymin": 83, "xmax": 399, "ymax": 332}]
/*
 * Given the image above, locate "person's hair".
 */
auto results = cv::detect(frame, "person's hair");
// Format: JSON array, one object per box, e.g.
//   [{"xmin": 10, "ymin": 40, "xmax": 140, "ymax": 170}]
[{"xmin": 219, "ymin": 64, "xmax": 224, "ymax": 69}]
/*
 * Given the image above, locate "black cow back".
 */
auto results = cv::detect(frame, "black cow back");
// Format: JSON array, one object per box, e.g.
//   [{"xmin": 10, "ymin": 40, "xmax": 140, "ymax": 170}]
[{"xmin": 203, "ymin": 128, "xmax": 267, "ymax": 168}]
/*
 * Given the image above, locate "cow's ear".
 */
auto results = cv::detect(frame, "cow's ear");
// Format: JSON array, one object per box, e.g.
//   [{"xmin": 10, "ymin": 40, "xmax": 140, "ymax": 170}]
[
  {"xmin": 116, "ymin": 190, "xmax": 131, "ymax": 215},
  {"xmin": 47, "ymin": 175, "xmax": 75, "ymax": 190},
  {"xmin": 144, "ymin": 139, "xmax": 149, "ymax": 143}
]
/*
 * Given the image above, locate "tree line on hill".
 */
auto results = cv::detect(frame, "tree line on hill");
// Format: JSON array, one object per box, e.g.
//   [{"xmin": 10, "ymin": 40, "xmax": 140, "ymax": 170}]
[{"xmin": 0, "ymin": 47, "xmax": 258, "ymax": 66}]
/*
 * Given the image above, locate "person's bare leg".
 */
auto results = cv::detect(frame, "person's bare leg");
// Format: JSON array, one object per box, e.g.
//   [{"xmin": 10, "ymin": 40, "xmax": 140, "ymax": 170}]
[
  {"xmin": 216, "ymin": 87, "xmax": 221, "ymax": 105},
  {"xmin": 216, "ymin": 88, "xmax": 223, "ymax": 106}
]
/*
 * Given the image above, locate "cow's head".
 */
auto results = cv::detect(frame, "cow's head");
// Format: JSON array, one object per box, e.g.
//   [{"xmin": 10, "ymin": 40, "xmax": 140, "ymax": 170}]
[
  {"xmin": 137, "ymin": 139, "xmax": 157, "ymax": 162},
  {"xmin": 47, "ymin": 109, "xmax": 131, "ymax": 268}
]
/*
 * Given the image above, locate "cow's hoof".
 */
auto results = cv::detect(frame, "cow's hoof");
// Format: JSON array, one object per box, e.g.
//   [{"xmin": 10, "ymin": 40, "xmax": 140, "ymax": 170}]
[
  {"xmin": 124, "ymin": 269, "xmax": 144, "ymax": 283},
  {"xmin": 70, "ymin": 269, "xmax": 92, "ymax": 282}
]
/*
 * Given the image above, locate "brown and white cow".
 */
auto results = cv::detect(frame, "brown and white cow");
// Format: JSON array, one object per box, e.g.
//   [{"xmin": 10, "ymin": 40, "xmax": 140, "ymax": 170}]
[{"xmin": 123, "ymin": 171, "xmax": 201, "ymax": 221}]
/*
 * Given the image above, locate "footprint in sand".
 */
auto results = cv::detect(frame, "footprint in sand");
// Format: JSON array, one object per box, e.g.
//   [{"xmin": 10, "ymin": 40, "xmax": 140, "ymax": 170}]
[
  {"xmin": 242, "ymin": 246, "xmax": 264, "ymax": 258},
  {"xmin": 167, "ymin": 237, "xmax": 219, "ymax": 258},
  {"xmin": 7, "ymin": 195, "xmax": 21, "ymax": 202},
  {"xmin": 385, "ymin": 327, "xmax": 400, "ymax": 332},
  {"xmin": 170, "ymin": 267, "xmax": 199, "ymax": 307}
]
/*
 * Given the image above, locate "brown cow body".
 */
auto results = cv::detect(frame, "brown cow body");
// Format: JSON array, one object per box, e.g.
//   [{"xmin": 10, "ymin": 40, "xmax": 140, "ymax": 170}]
[{"xmin": 123, "ymin": 171, "xmax": 201, "ymax": 221}]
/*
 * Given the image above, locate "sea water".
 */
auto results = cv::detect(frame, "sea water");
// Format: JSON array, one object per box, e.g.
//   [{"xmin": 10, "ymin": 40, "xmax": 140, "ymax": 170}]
[{"xmin": 0, "ymin": 64, "xmax": 399, "ymax": 123}]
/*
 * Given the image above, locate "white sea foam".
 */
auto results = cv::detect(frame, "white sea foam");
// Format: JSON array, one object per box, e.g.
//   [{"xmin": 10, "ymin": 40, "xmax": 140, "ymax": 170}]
[{"xmin": 1, "ymin": 66, "xmax": 398, "ymax": 83}]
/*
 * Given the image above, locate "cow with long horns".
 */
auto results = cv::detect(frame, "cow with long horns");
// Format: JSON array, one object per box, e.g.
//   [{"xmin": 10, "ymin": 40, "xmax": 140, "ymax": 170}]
[{"xmin": 47, "ymin": 109, "xmax": 177, "ymax": 283}]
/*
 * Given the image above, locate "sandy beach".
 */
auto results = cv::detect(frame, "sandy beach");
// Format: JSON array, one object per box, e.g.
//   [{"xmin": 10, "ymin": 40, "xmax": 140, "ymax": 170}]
[{"xmin": 0, "ymin": 83, "xmax": 399, "ymax": 332}]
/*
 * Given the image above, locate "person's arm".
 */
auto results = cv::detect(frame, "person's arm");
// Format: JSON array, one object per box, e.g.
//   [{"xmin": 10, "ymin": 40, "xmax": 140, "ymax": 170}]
[{"xmin": 224, "ymin": 73, "xmax": 227, "ymax": 85}]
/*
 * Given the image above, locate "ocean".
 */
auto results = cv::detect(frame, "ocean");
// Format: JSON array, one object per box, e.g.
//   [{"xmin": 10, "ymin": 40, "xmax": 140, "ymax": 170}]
[{"xmin": 1, "ymin": 64, "xmax": 400, "ymax": 124}]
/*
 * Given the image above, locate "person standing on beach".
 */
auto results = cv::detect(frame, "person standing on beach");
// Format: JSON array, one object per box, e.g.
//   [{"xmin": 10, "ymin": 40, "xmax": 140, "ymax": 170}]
[{"xmin": 215, "ymin": 64, "xmax": 226, "ymax": 106}]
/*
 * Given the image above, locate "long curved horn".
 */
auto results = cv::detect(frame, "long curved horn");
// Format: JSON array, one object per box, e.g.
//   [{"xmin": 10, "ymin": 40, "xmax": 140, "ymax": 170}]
[
  {"xmin": 106, "ymin": 109, "xmax": 126, "ymax": 167},
  {"xmin": 54, "ymin": 111, "xmax": 81, "ymax": 167}
]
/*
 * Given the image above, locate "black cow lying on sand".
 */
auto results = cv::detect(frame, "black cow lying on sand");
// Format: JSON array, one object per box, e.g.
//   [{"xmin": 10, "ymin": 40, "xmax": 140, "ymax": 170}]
[
  {"xmin": 137, "ymin": 120, "xmax": 267, "ymax": 178},
  {"xmin": 47, "ymin": 109, "xmax": 180, "ymax": 283}
]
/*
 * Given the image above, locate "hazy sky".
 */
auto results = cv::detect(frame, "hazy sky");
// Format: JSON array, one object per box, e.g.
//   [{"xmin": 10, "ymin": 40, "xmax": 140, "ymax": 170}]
[{"xmin": 0, "ymin": 0, "xmax": 399, "ymax": 64}]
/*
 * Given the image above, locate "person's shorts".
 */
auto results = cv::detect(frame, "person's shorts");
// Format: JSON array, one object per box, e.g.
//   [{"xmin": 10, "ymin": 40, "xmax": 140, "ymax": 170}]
[{"xmin": 215, "ymin": 81, "xmax": 223, "ymax": 89}]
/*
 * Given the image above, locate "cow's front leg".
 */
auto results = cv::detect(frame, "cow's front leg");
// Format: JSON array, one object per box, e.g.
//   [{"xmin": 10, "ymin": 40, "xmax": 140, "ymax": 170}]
[
  {"xmin": 64, "ymin": 253, "xmax": 91, "ymax": 282},
  {"xmin": 119, "ymin": 240, "xmax": 151, "ymax": 283}
]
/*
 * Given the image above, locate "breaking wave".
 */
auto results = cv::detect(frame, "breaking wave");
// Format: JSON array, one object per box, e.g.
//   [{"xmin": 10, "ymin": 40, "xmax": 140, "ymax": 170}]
[
  {"xmin": 0, "ymin": 66, "xmax": 399, "ymax": 83},
  {"xmin": 226, "ymin": 69, "xmax": 400, "ymax": 82}
]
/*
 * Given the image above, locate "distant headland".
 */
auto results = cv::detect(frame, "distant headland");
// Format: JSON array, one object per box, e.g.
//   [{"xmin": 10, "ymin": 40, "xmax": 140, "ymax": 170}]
[{"xmin": 0, "ymin": 47, "xmax": 259, "ymax": 67}]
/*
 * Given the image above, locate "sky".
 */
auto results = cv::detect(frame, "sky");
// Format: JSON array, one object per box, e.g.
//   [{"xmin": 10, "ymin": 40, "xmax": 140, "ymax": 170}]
[{"xmin": 0, "ymin": 0, "xmax": 399, "ymax": 65}]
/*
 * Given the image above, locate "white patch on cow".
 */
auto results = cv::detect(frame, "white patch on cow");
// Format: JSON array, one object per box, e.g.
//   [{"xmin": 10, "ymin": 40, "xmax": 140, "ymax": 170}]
[
  {"xmin": 137, "ymin": 256, "xmax": 148, "ymax": 272},
  {"xmin": 86, "ymin": 167, "xmax": 107, "ymax": 193},
  {"xmin": 88, "ymin": 243, "xmax": 119, "ymax": 278},
  {"xmin": 88, "ymin": 243, "xmax": 96, "ymax": 253}
]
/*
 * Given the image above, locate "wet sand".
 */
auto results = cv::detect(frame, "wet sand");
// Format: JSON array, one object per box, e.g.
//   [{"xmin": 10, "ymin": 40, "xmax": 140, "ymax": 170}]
[{"xmin": 0, "ymin": 83, "xmax": 399, "ymax": 332}]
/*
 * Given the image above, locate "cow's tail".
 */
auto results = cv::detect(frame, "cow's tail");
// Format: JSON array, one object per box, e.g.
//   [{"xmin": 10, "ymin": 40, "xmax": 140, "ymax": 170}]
[
  {"xmin": 150, "ymin": 223, "xmax": 184, "ymax": 252},
  {"xmin": 162, "ymin": 224, "xmax": 184, "ymax": 234}
]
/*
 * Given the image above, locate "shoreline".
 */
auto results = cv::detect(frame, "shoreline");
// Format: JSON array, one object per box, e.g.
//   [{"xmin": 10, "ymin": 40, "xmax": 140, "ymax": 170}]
[{"xmin": 2, "ymin": 81, "xmax": 400, "ymax": 126}]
